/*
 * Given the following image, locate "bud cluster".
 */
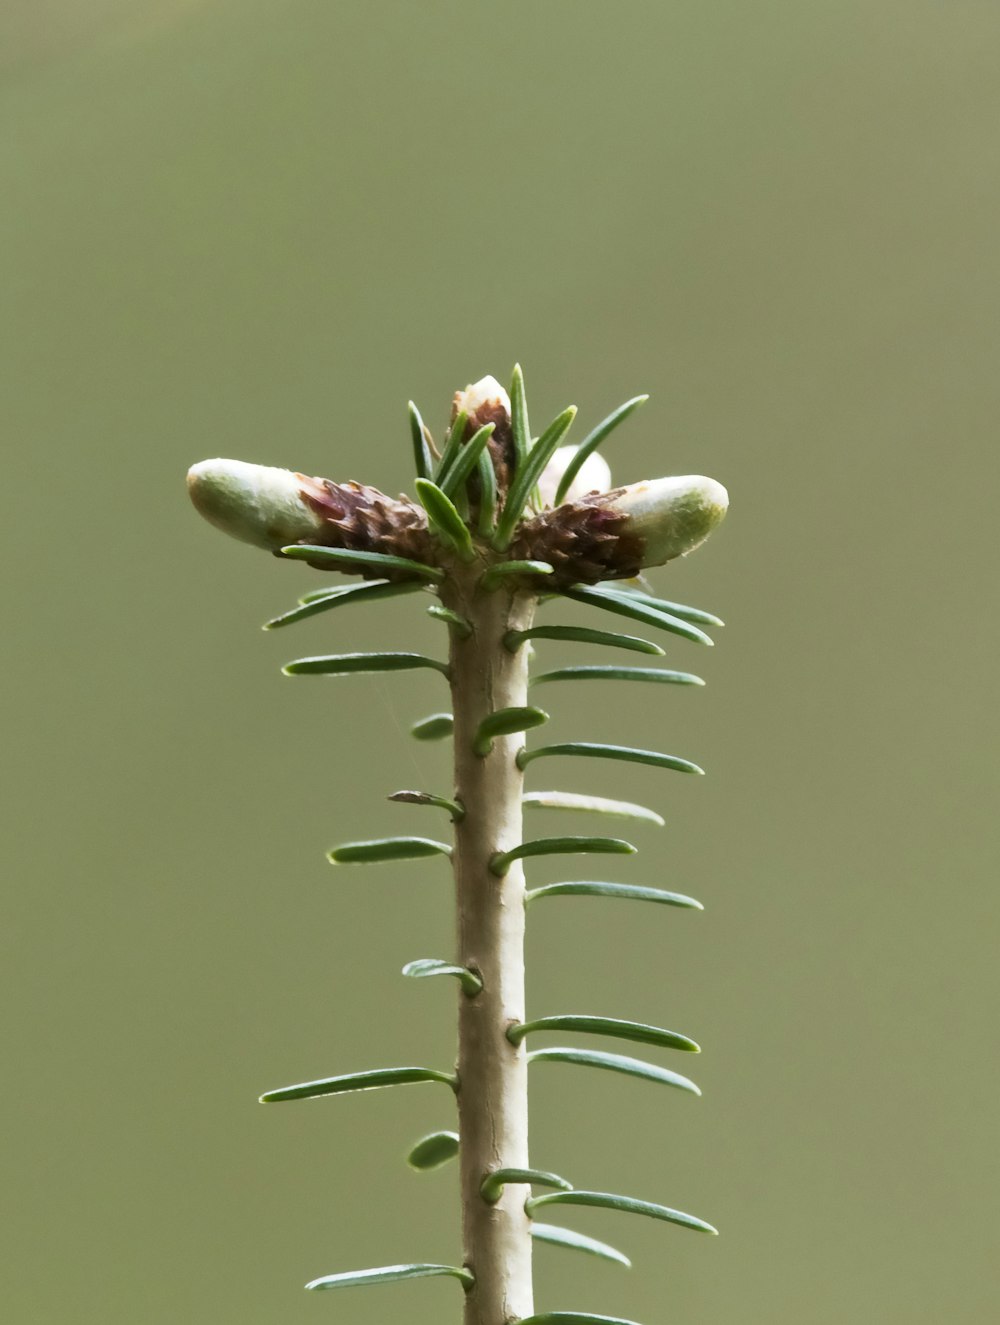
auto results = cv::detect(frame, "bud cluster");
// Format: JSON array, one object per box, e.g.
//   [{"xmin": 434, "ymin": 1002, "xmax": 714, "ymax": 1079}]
[{"xmin": 187, "ymin": 373, "xmax": 727, "ymax": 583}]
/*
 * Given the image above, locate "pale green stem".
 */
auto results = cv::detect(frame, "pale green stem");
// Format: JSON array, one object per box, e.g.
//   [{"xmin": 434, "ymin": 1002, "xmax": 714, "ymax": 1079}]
[{"xmin": 442, "ymin": 567, "xmax": 537, "ymax": 1325}]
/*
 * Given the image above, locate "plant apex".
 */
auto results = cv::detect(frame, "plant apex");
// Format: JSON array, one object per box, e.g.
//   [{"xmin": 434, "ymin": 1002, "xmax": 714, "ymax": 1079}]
[{"xmin": 453, "ymin": 374, "xmax": 511, "ymax": 423}]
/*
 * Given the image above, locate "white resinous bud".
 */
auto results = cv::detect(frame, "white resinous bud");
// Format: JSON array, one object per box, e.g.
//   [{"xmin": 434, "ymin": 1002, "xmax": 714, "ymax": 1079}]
[
  {"xmin": 186, "ymin": 458, "xmax": 327, "ymax": 550},
  {"xmin": 606, "ymin": 475, "xmax": 729, "ymax": 565},
  {"xmin": 537, "ymin": 445, "xmax": 613, "ymax": 507},
  {"xmin": 453, "ymin": 374, "xmax": 511, "ymax": 424}
]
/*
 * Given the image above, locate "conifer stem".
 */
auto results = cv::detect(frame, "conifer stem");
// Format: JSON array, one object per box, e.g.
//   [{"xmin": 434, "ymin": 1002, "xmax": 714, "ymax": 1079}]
[{"xmin": 444, "ymin": 569, "xmax": 537, "ymax": 1325}]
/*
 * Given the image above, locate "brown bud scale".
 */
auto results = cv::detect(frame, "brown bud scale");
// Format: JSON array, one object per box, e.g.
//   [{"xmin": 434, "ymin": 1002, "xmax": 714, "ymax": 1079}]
[
  {"xmin": 510, "ymin": 495, "xmax": 646, "ymax": 587},
  {"xmin": 451, "ymin": 395, "xmax": 517, "ymax": 509},
  {"xmin": 296, "ymin": 478, "xmax": 438, "ymax": 578}
]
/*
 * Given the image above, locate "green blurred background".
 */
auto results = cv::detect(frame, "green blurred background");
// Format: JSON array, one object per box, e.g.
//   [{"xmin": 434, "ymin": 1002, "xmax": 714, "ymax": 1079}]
[{"xmin": 3, "ymin": 2, "xmax": 997, "ymax": 1321}]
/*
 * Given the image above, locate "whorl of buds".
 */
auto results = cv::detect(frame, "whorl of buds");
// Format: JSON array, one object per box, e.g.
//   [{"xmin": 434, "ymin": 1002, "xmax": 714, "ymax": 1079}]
[{"xmin": 185, "ymin": 381, "xmax": 727, "ymax": 588}]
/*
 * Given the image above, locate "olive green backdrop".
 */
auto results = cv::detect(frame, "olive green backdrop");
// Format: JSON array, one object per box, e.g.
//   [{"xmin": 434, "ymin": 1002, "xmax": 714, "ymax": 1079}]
[{"xmin": 2, "ymin": 2, "xmax": 997, "ymax": 1322}]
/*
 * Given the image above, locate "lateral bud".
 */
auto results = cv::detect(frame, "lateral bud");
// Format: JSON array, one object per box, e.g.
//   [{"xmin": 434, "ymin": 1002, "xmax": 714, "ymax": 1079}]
[
  {"xmin": 512, "ymin": 473, "xmax": 728, "ymax": 585},
  {"xmin": 187, "ymin": 458, "xmax": 434, "ymax": 572},
  {"xmin": 537, "ymin": 445, "xmax": 612, "ymax": 507}
]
